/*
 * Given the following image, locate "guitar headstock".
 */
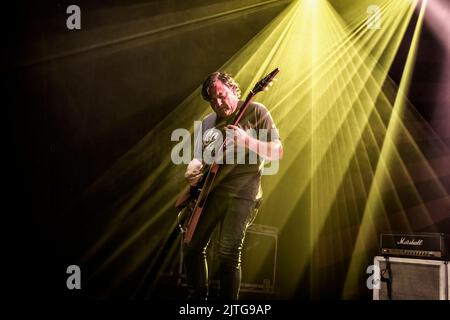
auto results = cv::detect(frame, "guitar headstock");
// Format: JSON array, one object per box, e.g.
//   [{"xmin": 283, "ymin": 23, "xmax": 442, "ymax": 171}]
[{"xmin": 251, "ymin": 68, "xmax": 280, "ymax": 94}]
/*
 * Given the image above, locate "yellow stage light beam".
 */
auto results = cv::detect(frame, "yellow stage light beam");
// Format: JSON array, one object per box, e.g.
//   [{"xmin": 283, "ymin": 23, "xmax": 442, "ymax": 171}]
[
  {"xmin": 77, "ymin": 0, "xmax": 302, "ymax": 293},
  {"xmin": 260, "ymin": 0, "xmax": 409, "ymax": 207},
  {"xmin": 342, "ymin": 0, "xmax": 433, "ymax": 298},
  {"xmin": 306, "ymin": 0, "xmax": 446, "ymax": 297},
  {"xmin": 260, "ymin": 0, "xmax": 412, "ymax": 233},
  {"xmin": 79, "ymin": 0, "xmax": 299, "ymax": 264},
  {"xmin": 76, "ymin": 0, "xmax": 448, "ymax": 298},
  {"xmin": 251, "ymin": 0, "xmax": 428, "ymax": 296}
]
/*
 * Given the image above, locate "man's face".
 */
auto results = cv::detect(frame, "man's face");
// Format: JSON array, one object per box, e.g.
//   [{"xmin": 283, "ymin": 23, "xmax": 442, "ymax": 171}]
[{"xmin": 208, "ymin": 80, "xmax": 239, "ymax": 118}]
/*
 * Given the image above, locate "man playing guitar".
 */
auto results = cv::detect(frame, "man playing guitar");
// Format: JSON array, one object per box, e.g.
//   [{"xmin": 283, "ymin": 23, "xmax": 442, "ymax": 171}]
[{"xmin": 183, "ymin": 71, "xmax": 283, "ymax": 300}]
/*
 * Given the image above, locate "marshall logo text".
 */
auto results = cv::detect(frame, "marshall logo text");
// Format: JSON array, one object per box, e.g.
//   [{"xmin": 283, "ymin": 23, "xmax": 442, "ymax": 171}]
[{"xmin": 397, "ymin": 237, "xmax": 424, "ymax": 246}]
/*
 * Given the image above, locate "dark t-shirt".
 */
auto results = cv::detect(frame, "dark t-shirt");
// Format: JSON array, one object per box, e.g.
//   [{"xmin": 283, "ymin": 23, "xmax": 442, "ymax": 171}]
[{"xmin": 194, "ymin": 101, "xmax": 280, "ymax": 201}]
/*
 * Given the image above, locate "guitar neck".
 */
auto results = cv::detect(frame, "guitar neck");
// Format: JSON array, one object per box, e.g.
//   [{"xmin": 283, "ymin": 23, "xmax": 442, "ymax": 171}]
[{"xmin": 230, "ymin": 91, "xmax": 256, "ymax": 126}]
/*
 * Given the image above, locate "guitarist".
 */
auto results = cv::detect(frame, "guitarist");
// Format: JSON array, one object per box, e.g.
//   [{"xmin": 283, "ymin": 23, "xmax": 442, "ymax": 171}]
[{"xmin": 183, "ymin": 72, "xmax": 283, "ymax": 300}]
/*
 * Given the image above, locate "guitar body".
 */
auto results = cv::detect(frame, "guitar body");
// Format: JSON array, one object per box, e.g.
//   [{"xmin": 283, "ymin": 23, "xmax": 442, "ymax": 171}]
[
  {"xmin": 177, "ymin": 163, "xmax": 219, "ymax": 243},
  {"xmin": 175, "ymin": 68, "xmax": 280, "ymax": 244}
]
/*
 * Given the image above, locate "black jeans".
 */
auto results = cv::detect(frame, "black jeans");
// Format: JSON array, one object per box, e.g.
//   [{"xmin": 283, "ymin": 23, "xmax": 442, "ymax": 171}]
[{"xmin": 183, "ymin": 192, "xmax": 257, "ymax": 300}]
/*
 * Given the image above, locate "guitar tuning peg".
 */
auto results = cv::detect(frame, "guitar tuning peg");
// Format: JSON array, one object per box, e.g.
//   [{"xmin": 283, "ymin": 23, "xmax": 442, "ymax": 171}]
[
  {"xmin": 273, "ymin": 78, "xmax": 278, "ymax": 81},
  {"xmin": 264, "ymin": 87, "xmax": 269, "ymax": 91},
  {"xmin": 268, "ymin": 81, "xmax": 273, "ymax": 86}
]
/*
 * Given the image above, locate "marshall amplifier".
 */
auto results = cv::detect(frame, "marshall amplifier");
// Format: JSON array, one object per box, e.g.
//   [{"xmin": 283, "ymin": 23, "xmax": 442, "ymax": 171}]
[
  {"xmin": 380, "ymin": 233, "xmax": 450, "ymax": 260},
  {"xmin": 373, "ymin": 256, "xmax": 449, "ymax": 300}
]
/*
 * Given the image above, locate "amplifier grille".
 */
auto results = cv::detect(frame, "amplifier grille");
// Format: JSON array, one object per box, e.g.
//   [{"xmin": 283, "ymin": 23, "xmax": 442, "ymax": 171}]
[{"xmin": 373, "ymin": 256, "xmax": 449, "ymax": 300}]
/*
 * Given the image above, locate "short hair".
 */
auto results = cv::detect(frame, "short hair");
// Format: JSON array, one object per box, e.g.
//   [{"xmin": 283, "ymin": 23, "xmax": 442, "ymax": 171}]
[{"xmin": 201, "ymin": 72, "xmax": 241, "ymax": 101}]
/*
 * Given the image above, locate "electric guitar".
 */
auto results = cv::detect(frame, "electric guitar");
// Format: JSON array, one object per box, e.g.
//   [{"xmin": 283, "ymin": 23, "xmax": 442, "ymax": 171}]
[{"xmin": 175, "ymin": 68, "xmax": 280, "ymax": 244}]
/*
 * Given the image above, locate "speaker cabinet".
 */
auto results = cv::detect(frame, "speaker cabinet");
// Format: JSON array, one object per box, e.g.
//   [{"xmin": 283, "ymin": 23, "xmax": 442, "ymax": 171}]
[
  {"xmin": 240, "ymin": 224, "xmax": 278, "ymax": 293},
  {"xmin": 206, "ymin": 223, "xmax": 278, "ymax": 296},
  {"xmin": 373, "ymin": 256, "xmax": 449, "ymax": 300}
]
